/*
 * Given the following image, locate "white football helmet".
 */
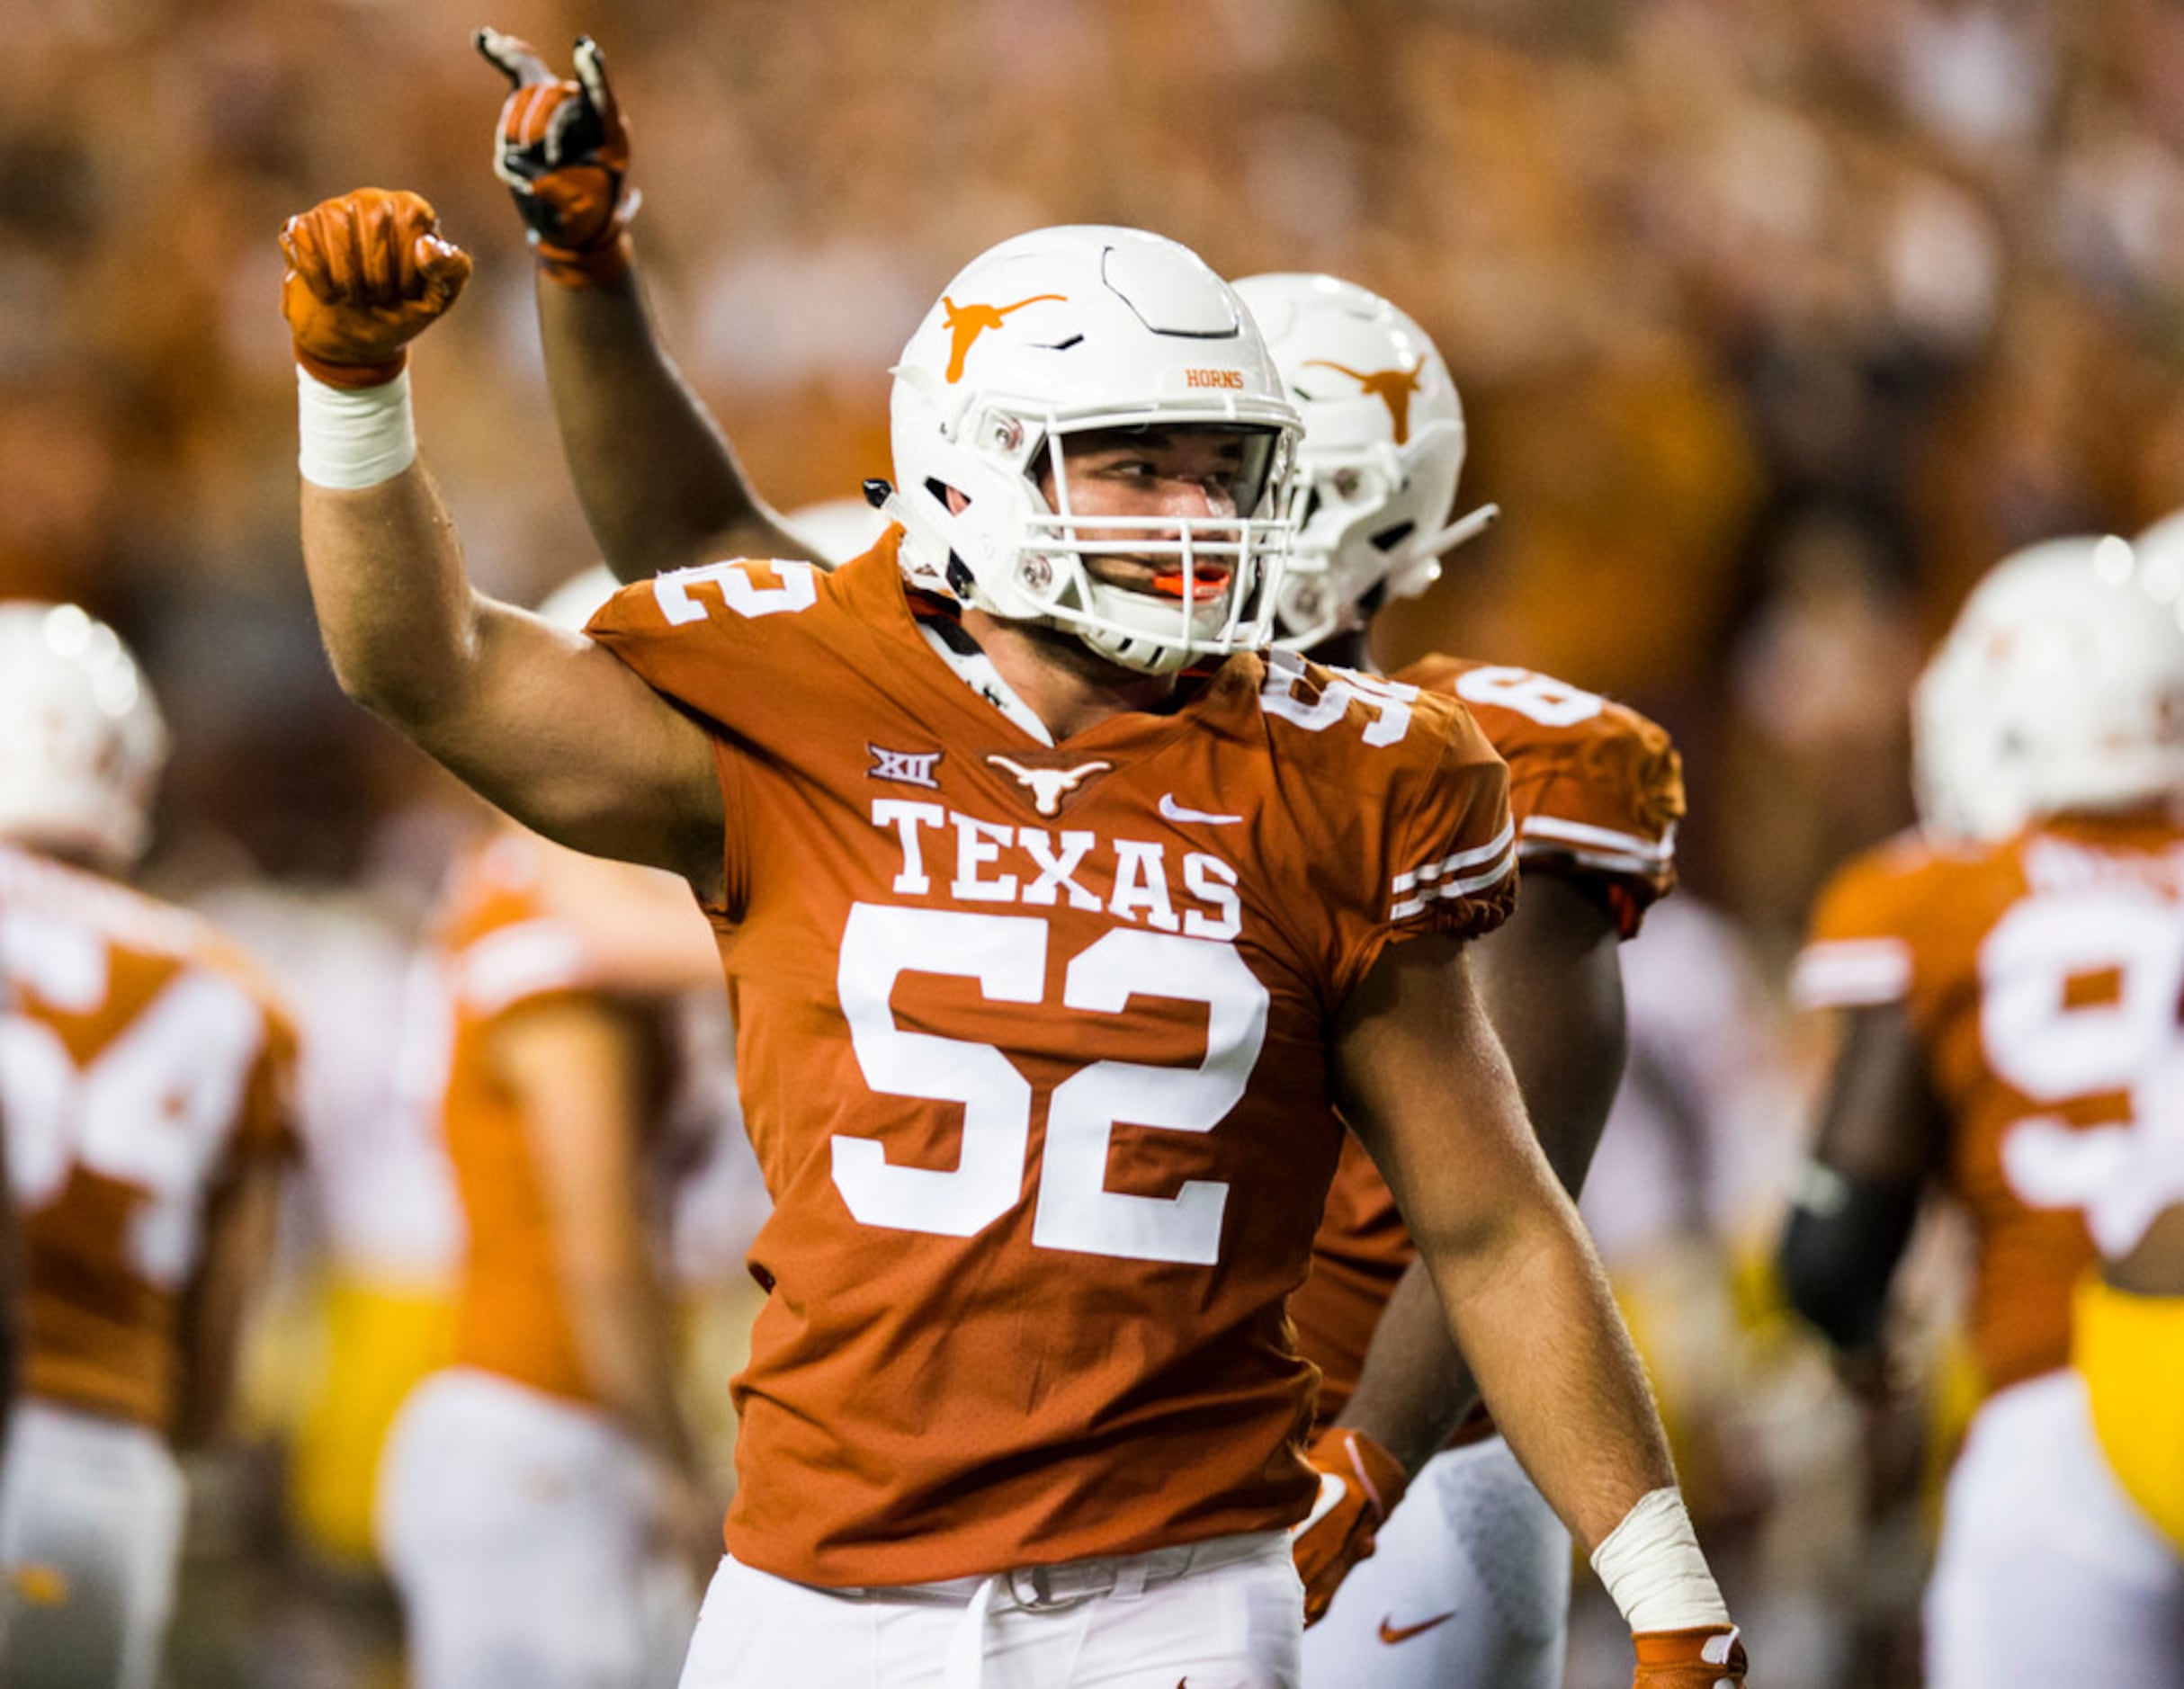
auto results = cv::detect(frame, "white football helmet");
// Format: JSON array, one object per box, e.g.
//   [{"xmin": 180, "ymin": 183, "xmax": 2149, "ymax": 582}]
[
  {"xmin": 0, "ymin": 601, "xmax": 168, "ymax": 869},
  {"xmin": 1913, "ymin": 534, "xmax": 2184, "ymax": 842},
  {"xmin": 887, "ymin": 226, "xmax": 1302, "ymax": 675},
  {"xmin": 1231, "ymin": 273, "xmax": 1496, "ymax": 650}
]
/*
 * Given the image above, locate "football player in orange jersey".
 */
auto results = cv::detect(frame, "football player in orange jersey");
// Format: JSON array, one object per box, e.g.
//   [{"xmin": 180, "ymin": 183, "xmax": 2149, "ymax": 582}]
[
  {"xmin": 468, "ymin": 37, "xmax": 1725, "ymax": 1689},
  {"xmin": 2063, "ymin": 507, "xmax": 2184, "ymax": 1566},
  {"xmin": 0, "ymin": 602, "xmax": 298, "ymax": 1689},
  {"xmin": 373, "ymin": 566, "xmax": 729, "ymax": 1689},
  {"xmin": 1780, "ymin": 534, "xmax": 2184, "ymax": 1689},
  {"xmin": 280, "ymin": 154, "xmax": 1740, "ymax": 1689}
]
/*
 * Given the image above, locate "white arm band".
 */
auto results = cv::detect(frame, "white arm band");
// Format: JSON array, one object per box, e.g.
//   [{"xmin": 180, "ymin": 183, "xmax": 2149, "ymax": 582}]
[
  {"xmin": 296, "ymin": 366, "xmax": 416, "ymax": 490},
  {"xmin": 1589, "ymin": 1487, "xmax": 1731, "ymax": 1632}
]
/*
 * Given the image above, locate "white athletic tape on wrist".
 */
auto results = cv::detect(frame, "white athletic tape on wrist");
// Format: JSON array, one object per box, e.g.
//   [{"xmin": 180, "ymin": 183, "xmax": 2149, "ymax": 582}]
[
  {"xmin": 1589, "ymin": 1486, "xmax": 1731, "ymax": 1633},
  {"xmin": 296, "ymin": 366, "xmax": 416, "ymax": 490}
]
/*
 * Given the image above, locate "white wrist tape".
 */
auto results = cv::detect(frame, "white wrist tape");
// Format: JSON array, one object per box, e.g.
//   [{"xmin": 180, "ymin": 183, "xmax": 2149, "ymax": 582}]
[
  {"xmin": 1589, "ymin": 1487, "xmax": 1731, "ymax": 1632},
  {"xmin": 296, "ymin": 366, "xmax": 416, "ymax": 490}
]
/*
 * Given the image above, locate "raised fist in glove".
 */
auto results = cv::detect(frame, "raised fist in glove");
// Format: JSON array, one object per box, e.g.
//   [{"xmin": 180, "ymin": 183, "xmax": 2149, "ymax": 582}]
[
  {"xmin": 476, "ymin": 26, "xmax": 635, "ymax": 286},
  {"xmin": 1634, "ymin": 1624, "xmax": 1748, "ymax": 1687},
  {"xmin": 1290, "ymin": 1425, "xmax": 1408, "ymax": 1627},
  {"xmin": 280, "ymin": 189, "xmax": 472, "ymax": 388}
]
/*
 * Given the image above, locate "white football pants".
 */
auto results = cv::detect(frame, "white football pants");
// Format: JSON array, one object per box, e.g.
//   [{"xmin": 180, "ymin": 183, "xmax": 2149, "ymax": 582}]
[
  {"xmin": 676, "ymin": 1529, "xmax": 1302, "ymax": 1689},
  {"xmin": 0, "ymin": 1399, "xmax": 186, "ymax": 1689},
  {"xmin": 378, "ymin": 1366, "xmax": 698, "ymax": 1689},
  {"xmin": 1926, "ymin": 1369, "xmax": 2184, "ymax": 1689},
  {"xmin": 1302, "ymin": 1434, "xmax": 1570, "ymax": 1689}
]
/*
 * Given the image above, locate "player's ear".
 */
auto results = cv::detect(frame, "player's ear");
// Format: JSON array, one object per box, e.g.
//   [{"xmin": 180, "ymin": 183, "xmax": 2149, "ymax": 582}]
[{"xmin": 944, "ymin": 486, "xmax": 971, "ymax": 515}]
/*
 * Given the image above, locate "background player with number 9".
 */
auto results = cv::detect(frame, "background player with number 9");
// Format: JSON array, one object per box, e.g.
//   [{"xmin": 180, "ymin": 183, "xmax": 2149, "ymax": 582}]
[{"xmin": 1779, "ymin": 532, "xmax": 2184, "ymax": 1689}]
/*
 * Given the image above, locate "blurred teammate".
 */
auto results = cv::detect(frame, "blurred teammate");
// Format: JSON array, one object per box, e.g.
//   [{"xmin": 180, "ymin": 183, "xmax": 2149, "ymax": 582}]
[
  {"xmin": 2065, "ymin": 507, "xmax": 2184, "ymax": 1563},
  {"xmin": 1237, "ymin": 274, "xmax": 1685, "ymax": 1688},
  {"xmin": 1779, "ymin": 534, "xmax": 2184, "ymax": 1688},
  {"xmin": 281, "ymin": 165, "xmax": 1741, "ymax": 1688},
  {"xmin": 0, "ymin": 603, "xmax": 297, "ymax": 1688},
  {"xmin": 372, "ymin": 567, "xmax": 727, "ymax": 1688},
  {"xmin": 464, "ymin": 37, "xmax": 1732, "ymax": 1689}
]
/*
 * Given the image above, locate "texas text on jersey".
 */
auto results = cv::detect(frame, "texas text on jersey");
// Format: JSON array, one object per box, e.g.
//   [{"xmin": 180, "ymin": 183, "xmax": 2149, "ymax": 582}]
[
  {"xmin": 585, "ymin": 528, "xmax": 1517, "ymax": 1587},
  {"xmin": 1790, "ymin": 815, "xmax": 2184, "ymax": 1397},
  {"xmin": 0, "ymin": 842, "xmax": 297, "ymax": 1431},
  {"xmin": 1290, "ymin": 657, "xmax": 1683, "ymax": 1432}
]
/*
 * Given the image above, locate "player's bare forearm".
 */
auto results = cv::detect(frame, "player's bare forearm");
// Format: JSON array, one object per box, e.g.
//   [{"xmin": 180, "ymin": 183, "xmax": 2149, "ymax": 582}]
[
  {"xmin": 300, "ymin": 465, "xmax": 483, "ymax": 728},
  {"xmin": 1337, "ymin": 877, "xmax": 1629, "ymax": 1473},
  {"xmin": 1333, "ymin": 933, "xmax": 1674, "ymax": 1551},
  {"xmin": 1332, "ymin": 1258, "xmax": 1478, "ymax": 1475},
  {"xmin": 540, "ymin": 275, "xmax": 813, "ymax": 580}
]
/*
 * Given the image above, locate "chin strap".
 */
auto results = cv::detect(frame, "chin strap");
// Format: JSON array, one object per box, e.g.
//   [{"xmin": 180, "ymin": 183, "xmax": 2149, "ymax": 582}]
[{"xmin": 1417, "ymin": 499, "xmax": 1501, "ymax": 561}]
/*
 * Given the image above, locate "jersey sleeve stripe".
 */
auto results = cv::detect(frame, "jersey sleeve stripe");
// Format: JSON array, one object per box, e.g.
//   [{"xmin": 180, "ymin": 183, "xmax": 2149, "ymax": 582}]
[
  {"xmin": 1788, "ymin": 937, "xmax": 1914, "ymax": 1009},
  {"xmin": 456, "ymin": 921, "xmax": 592, "ymax": 1016},
  {"xmin": 1389, "ymin": 836, "xmax": 1518, "ymax": 920},
  {"xmin": 1518, "ymin": 815, "xmax": 1674, "ymax": 867},
  {"xmin": 1389, "ymin": 819, "xmax": 1518, "ymax": 896}
]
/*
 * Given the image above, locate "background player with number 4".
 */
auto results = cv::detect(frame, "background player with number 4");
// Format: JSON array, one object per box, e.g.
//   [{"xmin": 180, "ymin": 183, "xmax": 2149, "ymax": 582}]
[
  {"xmin": 470, "ymin": 31, "xmax": 1713, "ymax": 1689},
  {"xmin": 0, "ymin": 603, "xmax": 298, "ymax": 1689}
]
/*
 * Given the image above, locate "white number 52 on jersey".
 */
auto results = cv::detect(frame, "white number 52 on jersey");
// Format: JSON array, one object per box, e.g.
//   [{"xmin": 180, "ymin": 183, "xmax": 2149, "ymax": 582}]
[{"xmin": 833, "ymin": 905, "xmax": 1268, "ymax": 1266}]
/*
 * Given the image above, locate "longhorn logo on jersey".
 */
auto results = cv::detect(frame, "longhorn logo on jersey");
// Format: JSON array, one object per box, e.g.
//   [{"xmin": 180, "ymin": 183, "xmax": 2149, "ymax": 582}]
[{"xmin": 986, "ymin": 755, "xmax": 1113, "ymax": 817}]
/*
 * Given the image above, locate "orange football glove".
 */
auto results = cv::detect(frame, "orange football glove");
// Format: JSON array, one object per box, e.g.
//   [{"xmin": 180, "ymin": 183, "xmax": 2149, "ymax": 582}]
[
  {"xmin": 1633, "ymin": 1623, "xmax": 1748, "ymax": 1687},
  {"xmin": 476, "ymin": 27, "xmax": 635, "ymax": 287},
  {"xmin": 280, "ymin": 189, "xmax": 472, "ymax": 389},
  {"xmin": 1290, "ymin": 1425, "xmax": 1408, "ymax": 1627}
]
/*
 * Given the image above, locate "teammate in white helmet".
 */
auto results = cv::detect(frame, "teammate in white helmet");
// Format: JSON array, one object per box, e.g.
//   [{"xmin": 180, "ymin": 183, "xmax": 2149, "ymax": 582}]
[
  {"xmin": 454, "ymin": 34, "xmax": 1743, "ymax": 1689},
  {"xmin": 1781, "ymin": 533, "xmax": 2184, "ymax": 1689},
  {"xmin": 0, "ymin": 602, "xmax": 298, "ymax": 1688}
]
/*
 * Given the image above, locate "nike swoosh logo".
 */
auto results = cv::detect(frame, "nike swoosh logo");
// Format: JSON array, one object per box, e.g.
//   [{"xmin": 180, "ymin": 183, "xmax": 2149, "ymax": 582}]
[
  {"xmin": 1379, "ymin": 1611, "xmax": 1457, "ymax": 1645},
  {"xmin": 1159, "ymin": 793, "xmax": 1243, "ymax": 826}
]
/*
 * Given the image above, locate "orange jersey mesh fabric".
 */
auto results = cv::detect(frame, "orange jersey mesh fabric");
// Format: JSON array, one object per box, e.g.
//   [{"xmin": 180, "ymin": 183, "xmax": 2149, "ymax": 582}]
[
  {"xmin": 0, "ymin": 844, "xmax": 295, "ymax": 1433},
  {"xmin": 1791, "ymin": 814, "xmax": 2184, "ymax": 1398},
  {"xmin": 586, "ymin": 534, "xmax": 1517, "ymax": 1586},
  {"xmin": 429, "ymin": 830, "xmax": 686, "ymax": 1406},
  {"xmin": 1288, "ymin": 659, "xmax": 1684, "ymax": 1428}
]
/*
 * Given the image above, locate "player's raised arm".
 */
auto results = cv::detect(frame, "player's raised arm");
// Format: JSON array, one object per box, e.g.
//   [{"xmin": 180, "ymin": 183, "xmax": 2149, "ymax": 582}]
[
  {"xmin": 282, "ymin": 187, "xmax": 723, "ymax": 893},
  {"xmin": 476, "ymin": 29, "xmax": 814, "ymax": 581},
  {"xmin": 1330, "ymin": 932, "xmax": 1747, "ymax": 1688}
]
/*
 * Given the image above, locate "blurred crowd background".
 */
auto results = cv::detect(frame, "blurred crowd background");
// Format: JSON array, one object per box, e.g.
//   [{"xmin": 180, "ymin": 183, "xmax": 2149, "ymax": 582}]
[{"xmin": 10, "ymin": 0, "xmax": 2184, "ymax": 1683}]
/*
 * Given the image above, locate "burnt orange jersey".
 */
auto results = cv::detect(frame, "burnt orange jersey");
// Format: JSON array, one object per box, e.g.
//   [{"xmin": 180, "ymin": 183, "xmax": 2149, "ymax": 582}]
[
  {"xmin": 424, "ymin": 829, "xmax": 703, "ymax": 1406},
  {"xmin": 1290, "ymin": 659, "xmax": 1685, "ymax": 1427},
  {"xmin": 0, "ymin": 844, "xmax": 295, "ymax": 1433},
  {"xmin": 1792, "ymin": 814, "xmax": 2184, "ymax": 1398},
  {"xmin": 586, "ymin": 533, "xmax": 1517, "ymax": 1586}
]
